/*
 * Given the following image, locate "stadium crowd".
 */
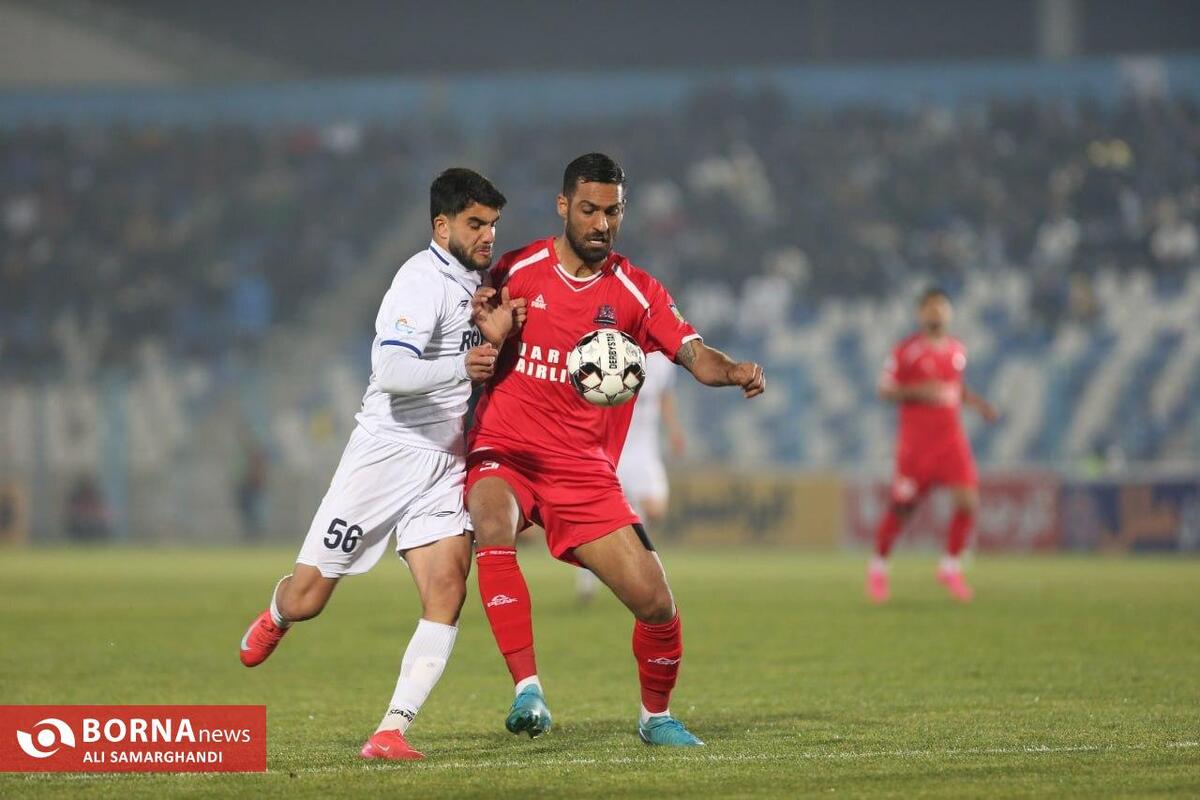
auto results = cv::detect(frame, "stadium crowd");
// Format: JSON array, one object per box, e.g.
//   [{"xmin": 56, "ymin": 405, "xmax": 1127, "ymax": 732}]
[
  {"xmin": 1, "ymin": 123, "xmax": 419, "ymax": 376},
  {"xmin": 2, "ymin": 89, "xmax": 1197, "ymax": 372},
  {"xmin": 493, "ymin": 88, "xmax": 1199, "ymax": 338}
]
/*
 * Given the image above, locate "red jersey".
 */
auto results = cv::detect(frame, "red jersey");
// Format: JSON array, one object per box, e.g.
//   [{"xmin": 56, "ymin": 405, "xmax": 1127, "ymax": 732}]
[
  {"xmin": 471, "ymin": 237, "xmax": 699, "ymax": 465},
  {"xmin": 879, "ymin": 332, "xmax": 969, "ymax": 448}
]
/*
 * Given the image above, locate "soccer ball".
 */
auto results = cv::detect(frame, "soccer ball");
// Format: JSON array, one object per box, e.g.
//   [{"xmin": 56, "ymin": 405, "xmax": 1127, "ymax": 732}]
[{"xmin": 566, "ymin": 329, "xmax": 646, "ymax": 407}]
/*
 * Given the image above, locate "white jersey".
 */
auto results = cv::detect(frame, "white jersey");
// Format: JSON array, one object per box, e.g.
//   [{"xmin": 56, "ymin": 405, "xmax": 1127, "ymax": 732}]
[
  {"xmin": 355, "ymin": 241, "xmax": 484, "ymax": 454},
  {"xmin": 623, "ymin": 352, "xmax": 675, "ymax": 460}
]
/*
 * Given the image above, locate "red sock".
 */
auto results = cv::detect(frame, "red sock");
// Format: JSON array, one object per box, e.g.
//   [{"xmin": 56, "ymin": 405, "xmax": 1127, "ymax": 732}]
[
  {"xmin": 946, "ymin": 510, "xmax": 973, "ymax": 557},
  {"xmin": 633, "ymin": 613, "xmax": 682, "ymax": 713},
  {"xmin": 875, "ymin": 509, "xmax": 902, "ymax": 558},
  {"xmin": 476, "ymin": 547, "xmax": 537, "ymax": 684}
]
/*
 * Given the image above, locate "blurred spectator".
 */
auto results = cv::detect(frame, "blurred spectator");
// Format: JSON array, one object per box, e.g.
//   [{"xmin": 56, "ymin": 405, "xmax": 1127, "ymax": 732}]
[
  {"xmin": 1150, "ymin": 199, "xmax": 1199, "ymax": 268},
  {"xmin": 234, "ymin": 435, "xmax": 270, "ymax": 542},
  {"xmin": 66, "ymin": 475, "xmax": 111, "ymax": 542}
]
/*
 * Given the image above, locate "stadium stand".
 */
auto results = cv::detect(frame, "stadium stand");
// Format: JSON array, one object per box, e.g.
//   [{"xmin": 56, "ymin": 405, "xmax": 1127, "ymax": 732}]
[{"xmin": 1, "ymin": 74, "xmax": 1197, "ymax": 541}]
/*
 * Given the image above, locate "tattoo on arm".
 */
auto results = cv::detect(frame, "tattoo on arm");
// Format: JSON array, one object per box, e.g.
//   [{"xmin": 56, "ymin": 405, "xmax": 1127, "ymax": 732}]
[{"xmin": 675, "ymin": 340, "xmax": 698, "ymax": 370}]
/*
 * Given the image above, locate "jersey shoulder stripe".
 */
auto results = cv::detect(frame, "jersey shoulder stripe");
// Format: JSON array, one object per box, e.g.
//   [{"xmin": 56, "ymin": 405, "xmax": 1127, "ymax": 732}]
[
  {"xmin": 612, "ymin": 264, "xmax": 650, "ymax": 311},
  {"xmin": 506, "ymin": 247, "xmax": 551, "ymax": 280}
]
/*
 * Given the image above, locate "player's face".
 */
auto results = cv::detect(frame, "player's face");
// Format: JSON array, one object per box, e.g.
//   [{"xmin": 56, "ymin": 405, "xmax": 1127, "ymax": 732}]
[
  {"xmin": 438, "ymin": 202, "xmax": 501, "ymax": 271},
  {"xmin": 558, "ymin": 181, "xmax": 625, "ymax": 266},
  {"xmin": 918, "ymin": 296, "xmax": 953, "ymax": 334}
]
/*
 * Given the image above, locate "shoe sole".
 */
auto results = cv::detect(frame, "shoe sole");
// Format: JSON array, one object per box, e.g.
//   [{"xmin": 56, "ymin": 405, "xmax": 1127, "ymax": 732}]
[
  {"xmin": 506, "ymin": 710, "xmax": 551, "ymax": 738},
  {"xmin": 361, "ymin": 750, "xmax": 424, "ymax": 761},
  {"xmin": 639, "ymin": 729, "xmax": 705, "ymax": 747}
]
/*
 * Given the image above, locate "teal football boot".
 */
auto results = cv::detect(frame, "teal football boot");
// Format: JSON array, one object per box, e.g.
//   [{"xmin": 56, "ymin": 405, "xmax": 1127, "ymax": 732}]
[
  {"xmin": 505, "ymin": 684, "xmax": 552, "ymax": 738},
  {"xmin": 638, "ymin": 715, "xmax": 705, "ymax": 746}
]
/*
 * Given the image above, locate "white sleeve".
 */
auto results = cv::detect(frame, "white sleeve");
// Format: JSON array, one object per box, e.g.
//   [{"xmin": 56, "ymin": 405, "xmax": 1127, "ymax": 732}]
[
  {"xmin": 370, "ymin": 263, "xmax": 468, "ymax": 395},
  {"xmin": 374, "ymin": 347, "xmax": 468, "ymax": 395},
  {"xmin": 374, "ymin": 266, "xmax": 440, "ymax": 357}
]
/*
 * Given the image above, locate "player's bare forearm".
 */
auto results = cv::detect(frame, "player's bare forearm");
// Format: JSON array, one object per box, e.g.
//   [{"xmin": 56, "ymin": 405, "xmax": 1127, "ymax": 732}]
[
  {"xmin": 675, "ymin": 340, "xmax": 765, "ymax": 398},
  {"xmin": 880, "ymin": 382, "xmax": 942, "ymax": 404},
  {"xmin": 963, "ymin": 384, "xmax": 1000, "ymax": 422}
]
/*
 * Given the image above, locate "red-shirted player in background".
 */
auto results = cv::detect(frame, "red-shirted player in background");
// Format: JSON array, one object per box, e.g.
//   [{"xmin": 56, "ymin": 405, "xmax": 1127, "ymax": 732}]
[
  {"xmin": 869, "ymin": 287, "xmax": 999, "ymax": 604},
  {"xmin": 467, "ymin": 153, "xmax": 765, "ymax": 747}
]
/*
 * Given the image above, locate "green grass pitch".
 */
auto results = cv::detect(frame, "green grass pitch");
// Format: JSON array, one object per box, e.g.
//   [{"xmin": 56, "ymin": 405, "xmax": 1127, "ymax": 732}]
[{"xmin": 2, "ymin": 546, "xmax": 1197, "ymax": 798}]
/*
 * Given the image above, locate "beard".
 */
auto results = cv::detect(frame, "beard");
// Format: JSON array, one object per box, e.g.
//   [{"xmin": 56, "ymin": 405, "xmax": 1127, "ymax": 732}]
[
  {"xmin": 448, "ymin": 237, "xmax": 492, "ymax": 271},
  {"xmin": 565, "ymin": 224, "xmax": 613, "ymax": 266}
]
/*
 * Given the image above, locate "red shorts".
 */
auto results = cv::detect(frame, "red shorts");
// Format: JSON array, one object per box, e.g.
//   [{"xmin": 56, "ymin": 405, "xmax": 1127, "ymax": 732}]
[
  {"xmin": 465, "ymin": 444, "xmax": 639, "ymax": 565},
  {"xmin": 891, "ymin": 437, "xmax": 977, "ymax": 504}
]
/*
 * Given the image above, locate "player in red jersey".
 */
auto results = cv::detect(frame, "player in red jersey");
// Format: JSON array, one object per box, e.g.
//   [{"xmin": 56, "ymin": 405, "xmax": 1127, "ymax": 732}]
[
  {"xmin": 466, "ymin": 153, "xmax": 765, "ymax": 746},
  {"xmin": 868, "ymin": 287, "xmax": 999, "ymax": 604}
]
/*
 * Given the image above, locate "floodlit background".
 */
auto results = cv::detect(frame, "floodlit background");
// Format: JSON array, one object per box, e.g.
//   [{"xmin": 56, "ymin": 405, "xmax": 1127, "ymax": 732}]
[
  {"xmin": 0, "ymin": 0, "xmax": 1197, "ymax": 553},
  {"xmin": 2, "ymin": 3, "xmax": 1199, "ymax": 797}
]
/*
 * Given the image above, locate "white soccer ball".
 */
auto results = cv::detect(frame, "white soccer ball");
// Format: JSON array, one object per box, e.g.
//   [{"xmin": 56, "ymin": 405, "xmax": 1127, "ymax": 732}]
[{"xmin": 566, "ymin": 329, "xmax": 646, "ymax": 407}]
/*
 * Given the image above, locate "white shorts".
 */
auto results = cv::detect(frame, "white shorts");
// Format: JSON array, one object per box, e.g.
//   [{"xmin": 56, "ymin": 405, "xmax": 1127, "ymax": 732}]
[
  {"xmin": 617, "ymin": 451, "xmax": 668, "ymax": 512},
  {"xmin": 296, "ymin": 426, "xmax": 468, "ymax": 579}
]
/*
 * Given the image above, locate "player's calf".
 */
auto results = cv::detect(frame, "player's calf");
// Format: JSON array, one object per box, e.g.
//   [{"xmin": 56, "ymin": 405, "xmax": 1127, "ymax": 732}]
[{"xmin": 275, "ymin": 567, "xmax": 339, "ymax": 622}]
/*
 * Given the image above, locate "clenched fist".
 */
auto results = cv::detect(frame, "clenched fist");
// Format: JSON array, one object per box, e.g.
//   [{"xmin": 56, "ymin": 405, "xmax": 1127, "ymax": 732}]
[
  {"xmin": 728, "ymin": 362, "xmax": 766, "ymax": 399},
  {"xmin": 464, "ymin": 342, "xmax": 498, "ymax": 382}
]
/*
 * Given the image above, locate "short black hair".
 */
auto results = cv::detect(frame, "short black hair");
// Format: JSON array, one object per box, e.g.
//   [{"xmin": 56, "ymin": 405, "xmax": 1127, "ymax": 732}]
[
  {"xmin": 430, "ymin": 168, "xmax": 506, "ymax": 224},
  {"xmin": 919, "ymin": 286, "xmax": 951, "ymax": 305},
  {"xmin": 562, "ymin": 152, "xmax": 625, "ymax": 197}
]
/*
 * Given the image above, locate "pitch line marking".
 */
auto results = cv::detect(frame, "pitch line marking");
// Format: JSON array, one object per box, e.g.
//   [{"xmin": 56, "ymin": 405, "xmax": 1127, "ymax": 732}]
[
  {"xmin": 16, "ymin": 741, "xmax": 1197, "ymax": 782},
  {"xmin": 305, "ymin": 739, "xmax": 1200, "ymax": 773}
]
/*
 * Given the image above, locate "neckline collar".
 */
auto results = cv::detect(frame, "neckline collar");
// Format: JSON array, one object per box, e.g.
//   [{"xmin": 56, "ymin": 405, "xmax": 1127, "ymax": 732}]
[
  {"xmin": 429, "ymin": 239, "xmax": 475, "ymax": 275},
  {"xmin": 549, "ymin": 236, "xmax": 612, "ymax": 281}
]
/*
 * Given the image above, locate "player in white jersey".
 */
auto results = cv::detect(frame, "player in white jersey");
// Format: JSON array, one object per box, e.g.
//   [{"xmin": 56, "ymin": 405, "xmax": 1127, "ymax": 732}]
[
  {"xmin": 576, "ymin": 352, "xmax": 687, "ymax": 602},
  {"xmin": 236, "ymin": 169, "xmax": 526, "ymax": 761}
]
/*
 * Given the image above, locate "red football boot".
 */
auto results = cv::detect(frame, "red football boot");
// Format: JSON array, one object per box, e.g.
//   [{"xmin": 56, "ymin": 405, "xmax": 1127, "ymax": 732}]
[
  {"xmin": 239, "ymin": 609, "xmax": 289, "ymax": 667},
  {"xmin": 937, "ymin": 566, "xmax": 974, "ymax": 603},
  {"xmin": 360, "ymin": 729, "xmax": 425, "ymax": 761}
]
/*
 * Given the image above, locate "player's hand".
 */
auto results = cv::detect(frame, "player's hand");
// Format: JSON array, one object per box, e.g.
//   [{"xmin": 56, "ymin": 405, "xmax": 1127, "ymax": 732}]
[
  {"xmin": 729, "ymin": 361, "xmax": 765, "ymax": 398},
  {"xmin": 911, "ymin": 381, "xmax": 956, "ymax": 405},
  {"xmin": 503, "ymin": 287, "xmax": 528, "ymax": 331},
  {"xmin": 669, "ymin": 430, "xmax": 686, "ymax": 458},
  {"xmin": 464, "ymin": 343, "xmax": 498, "ymax": 382},
  {"xmin": 472, "ymin": 287, "xmax": 525, "ymax": 346},
  {"xmin": 978, "ymin": 401, "xmax": 1001, "ymax": 423}
]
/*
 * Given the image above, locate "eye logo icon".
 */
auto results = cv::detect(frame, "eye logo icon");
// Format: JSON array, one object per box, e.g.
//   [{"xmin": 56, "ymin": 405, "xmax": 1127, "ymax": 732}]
[{"xmin": 16, "ymin": 718, "xmax": 76, "ymax": 758}]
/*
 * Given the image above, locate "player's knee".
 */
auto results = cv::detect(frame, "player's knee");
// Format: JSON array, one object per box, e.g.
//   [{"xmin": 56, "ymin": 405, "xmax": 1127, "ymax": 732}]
[
  {"xmin": 471, "ymin": 515, "xmax": 516, "ymax": 548},
  {"xmin": 633, "ymin": 587, "xmax": 676, "ymax": 624},
  {"xmin": 954, "ymin": 491, "xmax": 979, "ymax": 514},
  {"xmin": 421, "ymin": 579, "xmax": 467, "ymax": 625}
]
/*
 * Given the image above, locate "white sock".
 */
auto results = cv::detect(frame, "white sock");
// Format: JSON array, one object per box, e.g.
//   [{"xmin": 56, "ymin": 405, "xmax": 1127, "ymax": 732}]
[
  {"xmin": 377, "ymin": 619, "xmax": 457, "ymax": 734},
  {"xmin": 515, "ymin": 675, "xmax": 541, "ymax": 696},
  {"xmin": 869, "ymin": 556, "xmax": 888, "ymax": 573},
  {"xmin": 939, "ymin": 555, "xmax": 962, "ymax": 574},
  {"xmin": 640, "ymin": 704, "xmax": 670, "ymax": 725},
  {"xmin": 269, "ymin": 575, "xmax": 292, "ymax": 628}
]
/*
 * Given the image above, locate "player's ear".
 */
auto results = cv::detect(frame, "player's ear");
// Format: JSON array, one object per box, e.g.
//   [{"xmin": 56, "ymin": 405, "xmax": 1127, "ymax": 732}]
[
  {"xmin": 556, "ymin": 194, "xmax": 568, "ymax": 221},
  {"xmin": 432, "ymin": 213, "xmax": 450, "ymax": 240}
]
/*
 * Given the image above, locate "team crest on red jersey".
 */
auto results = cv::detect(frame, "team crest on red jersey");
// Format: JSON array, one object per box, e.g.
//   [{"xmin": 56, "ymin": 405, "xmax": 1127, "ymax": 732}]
[{"xmin": 593, "ymin": 304, "xmax": 617, "ymax": 326}]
